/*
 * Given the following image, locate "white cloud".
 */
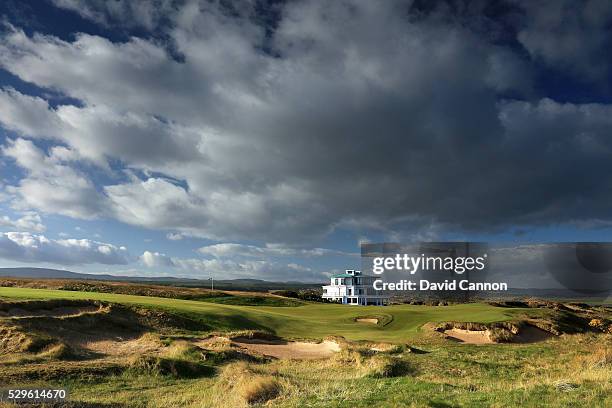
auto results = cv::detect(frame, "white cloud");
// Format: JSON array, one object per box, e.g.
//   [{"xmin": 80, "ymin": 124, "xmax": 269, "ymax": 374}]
[
  {"xmin": 0, "ymin": 87, "xmax": 64, "ymax": 139},
  {"xmin": 0, "ymin": 212, "xmax": 45, "ymax": 232},
  {"xmin": 2, "ymin": 138, "xmax": 107, "ymax": 219},
  {"xmin": 52, "ymin": 0, "xmax": 178, "ymax": 30},
  {"xmin": 0, "ymin": 4, "xmax": 506, "ymax": 242},
  {"xmin": 0, "ymin": 232, "xmax": 130, "ymax": 265},
  {"xmin": 0, "ymin": 87, "xmax": 198, "ymax": 167},
  {"xmin": 140, "ymin": 250, "xmax": 175, "ymax": 268},
  {"xmin": 166, "ymin": 232, "xmax": 184, "ymax": 241},
  {"xmin": 139, "ymin": 249, "xmax": 323, "ymax": 281},
  {"xmin": 171, "ymin": 257, "xmax": 322, "ymax": 282},
  {"xmin": 197, "ymin": 243, "xmax": 356, "ymax": 258}
]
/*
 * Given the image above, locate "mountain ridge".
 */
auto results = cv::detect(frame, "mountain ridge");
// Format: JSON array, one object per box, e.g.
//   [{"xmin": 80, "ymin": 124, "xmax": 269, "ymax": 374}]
[{"xmin": 0, "ymin": 267, "xmax": 321, "ymax": 290}]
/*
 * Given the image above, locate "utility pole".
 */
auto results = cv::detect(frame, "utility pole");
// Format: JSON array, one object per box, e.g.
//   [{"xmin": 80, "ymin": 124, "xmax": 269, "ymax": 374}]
[{"xmin": 210, "ymin": 276, "xmax": 214, "ymax": 291}]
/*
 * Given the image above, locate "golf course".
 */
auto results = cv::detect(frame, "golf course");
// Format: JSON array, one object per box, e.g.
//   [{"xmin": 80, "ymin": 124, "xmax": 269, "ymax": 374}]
[
  {"xmin": 0, "ymin": 281, "xmax": 610, "ymax": 407},
  {"xmin": 0, "ymin": 286, "xmax": 526, "ymax": 342}
]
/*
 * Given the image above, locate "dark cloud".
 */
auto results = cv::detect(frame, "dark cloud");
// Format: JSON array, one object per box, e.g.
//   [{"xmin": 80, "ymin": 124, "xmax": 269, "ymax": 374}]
[
  {"xmin": 516, "ymin": 0, "xmax": 612, "ymax": 84},
  {"xmin": 0, "ymin": 0, "xmax": 611, "ymax": 245}
]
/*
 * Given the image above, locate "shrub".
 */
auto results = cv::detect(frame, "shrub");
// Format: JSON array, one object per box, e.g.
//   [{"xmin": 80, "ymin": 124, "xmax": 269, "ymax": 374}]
[
  {"xmin": 271, "ymin": 290, "xmax": 299, "ymax": 298},
  {"xmin": 163, "ymin": 340, "xmax": 204, "ymax": 361},
  {"xmin": 367, "ymin": 356, "xmax": 414, "ymax": 378}
]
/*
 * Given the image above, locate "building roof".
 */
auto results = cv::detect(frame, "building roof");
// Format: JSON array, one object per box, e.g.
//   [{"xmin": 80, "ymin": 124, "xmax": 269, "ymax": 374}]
[{"xmin": 331, "ymin": 273, "xmax": 355, "ymax": 278}]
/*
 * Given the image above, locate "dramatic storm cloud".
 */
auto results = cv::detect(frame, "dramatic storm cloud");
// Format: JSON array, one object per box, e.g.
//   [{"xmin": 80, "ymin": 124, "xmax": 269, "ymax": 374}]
[{"xmin": 0, "ymin": 0, "xmax": 611, "ymax": 278}]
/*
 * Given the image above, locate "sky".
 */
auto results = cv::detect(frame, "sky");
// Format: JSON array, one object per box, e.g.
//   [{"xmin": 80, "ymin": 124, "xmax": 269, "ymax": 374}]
[{"xmin": 1, "ymin": 0, "xmax": 612, "ymax": 282}]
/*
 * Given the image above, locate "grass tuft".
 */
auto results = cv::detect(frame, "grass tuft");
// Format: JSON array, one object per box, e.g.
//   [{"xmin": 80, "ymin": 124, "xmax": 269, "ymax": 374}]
[
  {"xmin": 128, "ymin": 354, "xmax": 214, "ymax": 378},
  {"xmin": 38, "ymin": 342, "xmax": 78, "ymax": 360},
  {"xmin": 239, "ymin": 376, "xmax": 282, "ymax": 404},
  {"xmin": 128, "ymin": 341, "xmax": 213, "ymax": 378},
  {"xmin": 19, "ymin": 334, "xmax": 56, "ymax": 353}
]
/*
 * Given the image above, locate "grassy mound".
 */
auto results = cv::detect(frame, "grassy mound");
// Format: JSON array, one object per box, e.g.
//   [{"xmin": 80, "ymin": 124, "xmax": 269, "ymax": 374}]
[
  {"xmin": 0, "ymin": 323, "xmax": 56, "ymax": 354},
  {"xmin": 1, "ymin": 299, "xmax": 209, "ymax": 338},
  {"xmin": 128, "ymin": 341, "xmax": 214, "ymax": 378},
  {"xmin": 240, "ymin": 376, "xmax": 282, "ymax": 404},
  {"xmin": 216, "ymin": 362, "xmax": 284, "ymax": 406}
]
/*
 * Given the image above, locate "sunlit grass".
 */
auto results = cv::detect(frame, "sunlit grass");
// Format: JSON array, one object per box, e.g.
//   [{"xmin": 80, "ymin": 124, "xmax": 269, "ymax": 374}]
[{"xmin": 0, "ymin": 288, "xmax": 609, "ymax": 407}]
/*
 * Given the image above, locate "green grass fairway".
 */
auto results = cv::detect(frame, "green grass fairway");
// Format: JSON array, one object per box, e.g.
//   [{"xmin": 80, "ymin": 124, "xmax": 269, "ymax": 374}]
[{"xmin": 0, "ymin": 287, "xmax": 528, "ymax": 342}]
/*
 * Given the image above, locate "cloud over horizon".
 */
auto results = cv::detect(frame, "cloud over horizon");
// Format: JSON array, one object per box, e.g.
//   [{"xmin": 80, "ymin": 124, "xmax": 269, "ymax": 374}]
[{"xmin": 0, "ymin": 232, "xmax": 130, "ymax": 265}]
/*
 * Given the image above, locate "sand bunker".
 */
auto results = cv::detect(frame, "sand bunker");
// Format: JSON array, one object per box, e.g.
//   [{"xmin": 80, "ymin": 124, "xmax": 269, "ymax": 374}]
[
  {"xmin": 444, "ymin": 325, "xmax": 553, "ymax": 345},
  {"xmin": 445, "ymin": 329, "xmax": 493, "ymax": 344},
  {"xmin": 356, "ymin": 318, "xmax": 379, "ymax": 324},
  {"xmin": 200, "ymin": 336, "xmax": 340, "ymax": 359},
  {"xmin": 233, "ymin": 338, "xmax": 340, "ymax": 359}
]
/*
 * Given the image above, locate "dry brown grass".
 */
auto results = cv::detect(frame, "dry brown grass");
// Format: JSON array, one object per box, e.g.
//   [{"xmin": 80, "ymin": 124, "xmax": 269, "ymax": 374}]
[
  {"xmin": 240, "ymin": 376, "xmax": 282, "ymax": 404},
  {"xmin": 580, "ymin": 339, "xmax": 612, "ymax": 369},
  {"xmin": 211, "ymin": 362, "xmax": 288, "ymax": 406},
  {"xmin": 38, "ymin": 342, "xmax": 77, "ymax": 360}
]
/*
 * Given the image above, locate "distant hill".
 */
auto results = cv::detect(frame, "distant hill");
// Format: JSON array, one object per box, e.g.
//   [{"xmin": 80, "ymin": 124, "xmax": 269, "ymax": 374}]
[{"xmin": 0, "ymin": 267, "xmax": 320, "ymax": 291}]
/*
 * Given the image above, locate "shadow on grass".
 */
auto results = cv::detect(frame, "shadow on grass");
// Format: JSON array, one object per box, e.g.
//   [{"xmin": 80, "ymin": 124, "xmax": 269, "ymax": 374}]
[{"xmin": 196, "ymin": 313, "xmax": 272, "ymax": 333}]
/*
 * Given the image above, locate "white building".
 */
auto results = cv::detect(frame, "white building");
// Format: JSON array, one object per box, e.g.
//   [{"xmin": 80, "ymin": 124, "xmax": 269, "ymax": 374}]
[{"xmin": 322, "ymin": 269, "xmax": 390, "ymax": 305}]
